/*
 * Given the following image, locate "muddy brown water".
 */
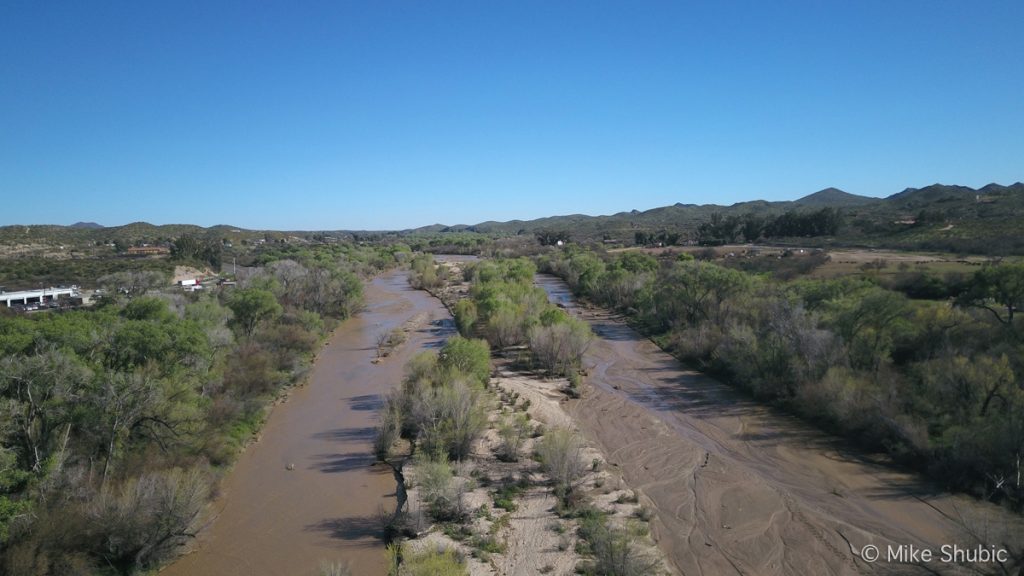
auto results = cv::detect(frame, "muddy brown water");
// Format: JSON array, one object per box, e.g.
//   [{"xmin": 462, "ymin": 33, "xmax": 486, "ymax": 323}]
[
  {"xmin": 162, "ymin": 271, "xmax": 452, "ymax": 576},
  {"xmin": 537, "ymin": 273, "xmax": 1020, "ymax": 576}
]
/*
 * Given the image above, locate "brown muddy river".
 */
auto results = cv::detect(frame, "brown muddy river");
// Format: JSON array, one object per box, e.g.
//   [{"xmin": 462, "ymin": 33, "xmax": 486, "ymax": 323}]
[
  {"xmin": 162, "ymin": 270, "xmax": 452, "ymax": 576},
  {"xmin": 536, "ymin": 273, "xmax": 1020, "ymax": 576}
]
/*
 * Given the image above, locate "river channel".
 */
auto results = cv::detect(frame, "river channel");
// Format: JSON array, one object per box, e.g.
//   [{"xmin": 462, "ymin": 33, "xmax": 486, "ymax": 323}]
[{"xmin": 162, "ymin": 270, "xmax": 452, "ymax": 576}]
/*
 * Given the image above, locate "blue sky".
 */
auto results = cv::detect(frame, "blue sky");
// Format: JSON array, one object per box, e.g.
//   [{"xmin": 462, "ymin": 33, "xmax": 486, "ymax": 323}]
[{"xmin": 2, "ymin": 1, "xmax": 1022, "ymax": 230}]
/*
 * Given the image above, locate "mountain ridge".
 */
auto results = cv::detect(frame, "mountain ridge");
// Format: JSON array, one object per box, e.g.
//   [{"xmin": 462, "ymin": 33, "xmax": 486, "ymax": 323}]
[{"xmin": 2, "ymin": 182, "xmax": 1021, "ymax": 255}]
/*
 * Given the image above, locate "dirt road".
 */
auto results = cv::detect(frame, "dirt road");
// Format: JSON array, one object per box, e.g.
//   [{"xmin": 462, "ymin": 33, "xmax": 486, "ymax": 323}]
[
  {"xmin": 162, "ymin": 271, "xmax": 452, "ymax": 576},
  {"xmin": 537, "ymin": 274, "xmax": 1018, "ymax": 576}
]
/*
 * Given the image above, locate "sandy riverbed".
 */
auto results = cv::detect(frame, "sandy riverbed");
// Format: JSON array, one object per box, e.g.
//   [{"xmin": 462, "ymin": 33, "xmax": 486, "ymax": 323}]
[{"xmin": 537, "ymin": 273, "xmax": 1021, "ymax": 576}]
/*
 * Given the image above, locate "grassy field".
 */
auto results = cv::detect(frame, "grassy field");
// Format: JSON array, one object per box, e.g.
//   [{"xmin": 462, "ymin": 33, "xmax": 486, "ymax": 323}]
[{"xmin": 809, "ymin": 248, "xmax": 990, "ymax": 279}]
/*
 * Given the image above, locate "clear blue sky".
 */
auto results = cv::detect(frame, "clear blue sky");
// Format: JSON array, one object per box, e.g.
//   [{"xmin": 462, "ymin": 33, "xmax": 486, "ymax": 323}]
[{"xmin": 2, "ymin": 1, "xmax": 1022, "ymax": 230}]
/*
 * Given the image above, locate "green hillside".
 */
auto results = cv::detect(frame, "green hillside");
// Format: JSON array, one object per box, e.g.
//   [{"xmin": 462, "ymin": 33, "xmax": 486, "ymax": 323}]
[
  {"xmin": 412, "ymin": 182, "xmax": 1024, "ymax": 254},
  {"xmin": 2, "ymin": 182, "xmax": 1022, "ymax": 255}
]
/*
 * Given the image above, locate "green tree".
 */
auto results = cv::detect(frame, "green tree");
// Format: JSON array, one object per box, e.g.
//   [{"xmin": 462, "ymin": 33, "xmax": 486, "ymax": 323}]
[
  {"xmin": 171, "ymin": 234, "xmax": 223, "ymax": 268},
  {"xmin": 417, "ymin": 380, "xmax": 487, "ymax": 461},
  {"xmin": 107, "ymin": 321, "xmax": 173, "ymax": 370},
  {"xmin": 453, "ymin": 299, "xmax": 478, "ymax": 337},
  {"xmin": 438, "ymin": 336, "xmax": 490, "ymax": 388},
  {"xmin": 568, "ymin": 252, "xmax": 606, "ymax": 298},
  {"xmin": 614, "ymin": 252, "xmax": 658, "ymax": 274},
  {"xmin": 0, "ymin": 348, "xmax": 91, "ymax": 473},
  {"xmin": 529, "ymin": 318, "xmax": 593, "ymax": 376},
  {"xmin": 956, "ymin": 263, "xmax": 1024, "ymax": 327},
  {"xmin": 658, "ymin": 261, "xmax": 752, "ymax": 328},
  {"xmin": 830, "ymin": 287, "xmax": 911, "ymax": 371},
  {"xmin": 87, "ymin": 371, "xmax": 161, "ymax": 485},
  {"xmin": 123, "ymin": 296, "xmax": 175, "ymax": 323},
  {"xmin": 503, "ymin": 258, "xmax": 537, "ymax": 283},
  {"xmin": 227, "ymin": 288, "xmax": 282, "ymax": 337},
  {"xmin": 88, "ymin": 467, "xmax": 209, "ymax": 570}
]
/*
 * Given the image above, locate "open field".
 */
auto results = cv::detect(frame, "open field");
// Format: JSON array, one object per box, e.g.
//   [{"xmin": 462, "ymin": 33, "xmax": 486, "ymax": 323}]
[
  {"xmin": 811, "ymin": 248, "xmax": 993, "ymax": 279},
  {"xmin": 612, "ymin": 244, "xmax": 1003, "ymax": 280}
]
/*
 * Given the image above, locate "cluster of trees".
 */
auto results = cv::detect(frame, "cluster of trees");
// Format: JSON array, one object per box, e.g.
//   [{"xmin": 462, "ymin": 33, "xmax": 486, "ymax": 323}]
[
  {"xmin": 535, "ymin": 230, "xmax": 571, "ymax": 247},
  {"xmin": 261, "ymin": 259, "xmax": 364, "ymax": 319},
  {"xmin": 763, "ymin": 207, "xmax": 842, "ymax": 238},
  {"xmin": 407, "ymin": 254, "xmax": 450, "ymax": 292},
  {"xmin": 0, "ymin": 257, "xmax": 173, "ymax": 292},
  {"xmin": 540, "ymin": 248, "xmax": 1024, "ymax": 509},
  {"xmin": 405, "ymin": 233, "xmax": 490, "ymax": 256},
  {"xmin": 97, "ymin": 270, "xmax": 170, "ymax": 298},
  {"xmin": 0, "ymin": 244, "xmax": 404, "ymax": 574},
  {"xmin": 451, "ymin": 259, "xmax": 592, "ymax": 377},
  {"xmin": 718, "ymin": 250, "xmax": 831, "ymax": 281},
  {"xmin": 170, "ymin": 235, "xmax": 223, "ymax": 269},
  {"xmin": 374, "ymin": 337, "xmax": 491, "ymax": 528},
  {"xmin": 376, "ymin": 338, "xmax": 491, "ymax": 461},
  {"xmin": 398, "ymin": 256, "xmax": 662, "ymax": 574},
  {"xmin": 697, "ymin": 207, "xmax": 843, "ymax": 245},
  {"xmin": 633, "ymin": 230, "xmax": 681, "ymax": 247},
  {"xmin": 245, "ymin": 242, "xmax": 410, "ymax": 276}
]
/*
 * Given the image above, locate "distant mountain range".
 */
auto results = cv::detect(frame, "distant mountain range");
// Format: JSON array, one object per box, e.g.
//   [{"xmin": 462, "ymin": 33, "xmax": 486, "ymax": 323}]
[
  {"xmin": 415, "ymin": 181, "xmax": 1020, "ymax": 230},
  {"xmin": 408, "ymin": 182, "xmax": 1023, "ymax": 254},
  {"xmin": 2, "ymin": 182, "xmax": 1022, "ymax": 255}
]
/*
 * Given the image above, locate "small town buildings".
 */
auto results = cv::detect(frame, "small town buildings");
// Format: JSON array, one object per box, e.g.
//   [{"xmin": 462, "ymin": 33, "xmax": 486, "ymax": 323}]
[{"xmin": 1, "ymin": 286, "xmax": 80, "ymax": 309}]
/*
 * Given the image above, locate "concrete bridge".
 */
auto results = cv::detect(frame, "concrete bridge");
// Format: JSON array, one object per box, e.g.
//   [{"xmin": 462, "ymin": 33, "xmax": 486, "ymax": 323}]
[{"xmin": 1, "ymin": 286, "xmax": 80, "ymax": 308}]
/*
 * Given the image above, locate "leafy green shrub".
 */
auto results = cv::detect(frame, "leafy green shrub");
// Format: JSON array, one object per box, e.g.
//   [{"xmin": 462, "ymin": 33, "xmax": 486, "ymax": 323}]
[
  {"xmin": 438, "ymin": 336, "xmax": 491, "ymax": 388},
  {"xmin": 415, "ymin": 455, "xmax": 466, "ymax": 522},
  {"xmin": 496, "ymin": 413, "xmax": 531, "ymax": 462},
  {"xmin": 453, "ymin": 299, "xmax": 478, "ymax": 337},
  {"xmin": 417, "ymin": 380, "xmax": 488, "ymax": 461},
  {"xmin": 492, "ymin": 479, "xmax": 526, "ymax": 512},
  {"xmin": 387, "ymin": 543, "xmax": 467, "ymax": 576},
  {"xmin": 537, "ymin": 428, "xmax": 586, "ymax": 504},
  {"xmin": 528, "ymin": 319, "xmax": 593, "ymax": 376},
  {"xmin": 576, "ymin": 513, "xmax": 660, "ymax": 576}
]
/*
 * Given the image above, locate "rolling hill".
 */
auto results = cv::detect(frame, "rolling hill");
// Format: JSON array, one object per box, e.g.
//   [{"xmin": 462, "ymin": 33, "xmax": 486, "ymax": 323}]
[
  {"xmin": 413, "ymin": 182, "xmax": 1024, "ymax": 254},
  {"xmin": 2, "ymin": 182, "xmax": 1022, "ymax": 255}
]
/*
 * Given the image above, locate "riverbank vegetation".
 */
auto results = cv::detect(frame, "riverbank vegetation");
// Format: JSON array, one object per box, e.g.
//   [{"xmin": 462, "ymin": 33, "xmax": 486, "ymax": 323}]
[
  {"xmin": 451, "ymin": 258, "xmax": 593, "ymax": 379},
  {"xmin": 373, "ymin": 337, "xmax": 489, "ymax": 575},
  {"xmin": 0, "ymin": 244, "xmax": 407, "ymax": 575},
  {"xmin": 539, "ymin": 247, "xmax": 1024, "ymax": 510},
  {"xmin": 379, "ymin": 257, "xmax": 662, "ymax": 575}
]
